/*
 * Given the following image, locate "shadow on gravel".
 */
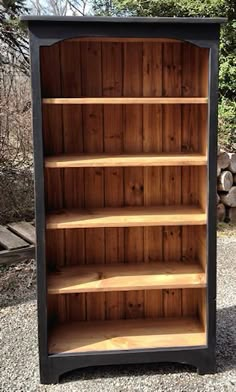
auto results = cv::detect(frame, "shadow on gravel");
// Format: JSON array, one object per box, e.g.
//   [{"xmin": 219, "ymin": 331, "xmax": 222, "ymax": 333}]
[
  {"xmin": 60, "ymin": 362, "xmax": 196, "ymax": 384},
  {"xmin": 216, "ymin": 305, "xmax": 236, "ymax": 373},
  {"xmin": 0, "ymin": 262, "xmax": 36, "ymax": 309},
  {"xmin": 59, "ymin": 305, "xmax": 235, "ymax": 384}
]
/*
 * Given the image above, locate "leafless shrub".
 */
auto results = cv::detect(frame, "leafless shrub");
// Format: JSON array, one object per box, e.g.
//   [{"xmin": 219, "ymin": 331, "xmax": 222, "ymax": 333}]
[{"xmin": 0, "ymin": 62, "xmax": 34, "ymax": 225}]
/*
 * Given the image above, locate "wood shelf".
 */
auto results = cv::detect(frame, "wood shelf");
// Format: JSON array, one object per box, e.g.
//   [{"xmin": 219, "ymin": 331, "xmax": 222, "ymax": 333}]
[
  {"xmin": 45, "ymin": 153, "xmax": 207, "ymax": 168},
  {"xmin": 48, "ymin": 261, "xmax": 206, "ymax": 294},
  {"xmin": 42, "ymin": 97, "xmax": 208, "ymax": 105},
  {"xmin": 49, "ymin": 317, "xmax": 206, "ymax": 354},
  {"xmin": 46, "ymin": 206, "xmax": 206, "ymax": 229}
]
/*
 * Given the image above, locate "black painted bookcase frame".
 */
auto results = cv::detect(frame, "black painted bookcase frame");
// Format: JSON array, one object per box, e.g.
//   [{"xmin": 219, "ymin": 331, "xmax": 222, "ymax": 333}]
[{"xmin": 22, "ymin": 16, "xmax": 226, "ymax": 384}]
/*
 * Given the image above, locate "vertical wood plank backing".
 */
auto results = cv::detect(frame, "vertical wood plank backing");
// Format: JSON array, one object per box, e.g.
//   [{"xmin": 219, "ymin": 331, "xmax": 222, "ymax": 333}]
[
  {"xmin": 123, "ymin": 42, "xmax": 144, "ymax": 319},
  {"xmin": 181, "ymin": 226, "xmax": 198, "ymax": 263},
  {"xmin": 182, "ymin": 43, "xmax": 199, "ymax": 98},
  {"xmin": 143, "ymin": 42, "xmax": 163, "ymax": 318},
  {"xmin": 60, "ymin": 41, "xmax": 86, "ymax": 321},
  {"xmin": 40, "ymin": 44, "xmax": 66, "ymax": 323},
  {"xmin": 197, "ymin": 225, "xmax": 207, "ymax": 272},
  {"xmin": 199, "ymin": 166, "xmax": 207, "ymax": 211},
  {"xmin": 80, "ymin": 41, "xmax": 105, "ymax": 321},
  {"xmin": 41, "ymin": 45, "xmax": 63, "ymax": 156},
  {"xmin": 102, "ymin": 42, "xmax": 125, "ymax": 320},
  {"xmin": 199, "ymin": 288, "xmax": 207, "ymax": 331},
  {"xmin": 199, "ymin": 48, "xmax": 209, "ymax": 97},
  {"xmin": 162, "ymin": 42, "xmax": 182, "ymax": 317},
  {"xmin": 84, "ymin": 169, "xmax": 105, "ymax": 320},
  {"xmin": 81, "ymin": 42, "xmax": 103, "ymax": 152},
  {"xmin": 182, "ymin": 288, "xmax": 199, "ymax": 316},
  {"xmin": 199, "ymin": 48, "xmax": 209, "ymax": 155},
  {"xmin": 181, "ymin": 42, "xmax": 200, "ymax": 206},
  {"xmin": 181, "ymin": 43, "xmax": 205, "ymax": 320},
  {"xmin": 199, "ymin": 104, "xmax": 208, "ymax": 155}
]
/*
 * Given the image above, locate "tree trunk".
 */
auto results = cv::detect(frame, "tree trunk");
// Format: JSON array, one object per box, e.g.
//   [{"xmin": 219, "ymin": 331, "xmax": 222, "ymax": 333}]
[
  {"xmin": 220, "ymin": 186, "xmax": 236, "ymax": 207},
  {"xmin": 217, "ymin": 170, "xmax": 233, "ymax": 192}
]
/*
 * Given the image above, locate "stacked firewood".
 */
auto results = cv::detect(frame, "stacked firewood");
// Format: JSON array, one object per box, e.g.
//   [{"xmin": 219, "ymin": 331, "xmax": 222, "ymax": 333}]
[{"xmin": 217, "ymin": 149, "xmax": 236, "ymax": 223}]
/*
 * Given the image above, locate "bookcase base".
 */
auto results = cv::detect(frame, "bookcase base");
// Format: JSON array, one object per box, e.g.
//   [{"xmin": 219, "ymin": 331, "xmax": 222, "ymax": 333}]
[{"xmin": 40, "ymin": 348, "xmax": 215, "ymax": 384}]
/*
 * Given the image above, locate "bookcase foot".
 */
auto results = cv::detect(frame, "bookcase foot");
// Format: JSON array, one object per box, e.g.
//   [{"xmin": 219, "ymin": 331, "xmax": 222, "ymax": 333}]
[
  {"xmin": 197, "ymin": 362, "xmax": 216, "ymax": 375},
  {"xmin": 40, "ymin": 371, "xmax": 60, "ymax": 385}
]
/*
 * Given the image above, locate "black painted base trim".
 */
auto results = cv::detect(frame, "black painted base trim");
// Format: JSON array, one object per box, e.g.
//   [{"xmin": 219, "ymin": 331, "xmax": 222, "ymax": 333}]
[{"xmin": 39, "ymin": 348, "xmax": 215, "ymax": 384}]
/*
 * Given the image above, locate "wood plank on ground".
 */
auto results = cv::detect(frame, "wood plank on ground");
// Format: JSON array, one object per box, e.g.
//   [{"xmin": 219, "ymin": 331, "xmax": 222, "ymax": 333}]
[
  {"xmin": 7, "ymin": 222, "xmax": 36, "ymax": 244},
  {"xmin": 0, "ymin": 225, "xmax": 29, "ymax": 250},
  {"xmin": 0, "ymin": 245, "xmax": 35, "ymax": 265}
]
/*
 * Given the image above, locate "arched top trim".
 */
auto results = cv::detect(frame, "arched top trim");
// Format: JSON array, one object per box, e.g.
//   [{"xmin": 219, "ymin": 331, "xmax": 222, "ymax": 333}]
[{"xmin": 36, "ymin": 36, "xmax": 214, "ymax": 49}]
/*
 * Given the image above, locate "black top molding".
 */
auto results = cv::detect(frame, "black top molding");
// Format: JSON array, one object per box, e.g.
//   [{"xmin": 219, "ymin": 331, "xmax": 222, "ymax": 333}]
[{"xmin": 21, "ymin": 16, "xmax": 227, "ymax": 25}]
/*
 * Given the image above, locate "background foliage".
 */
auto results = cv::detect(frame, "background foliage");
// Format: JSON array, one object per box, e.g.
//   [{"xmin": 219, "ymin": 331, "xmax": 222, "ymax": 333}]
[{"xmin": 93, "ymin": 0, "xmax": 236, "ymax": 151}]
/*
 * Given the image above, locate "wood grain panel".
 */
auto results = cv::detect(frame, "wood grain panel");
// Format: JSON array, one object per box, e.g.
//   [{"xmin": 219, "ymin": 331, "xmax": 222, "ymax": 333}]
[
  {"xmin": 80, "ymin": 41, "xmax": 105, "ymax": 321},
  {"xmin": 45, "ymin": 153, "xmax": 207, "ymax": 168},
  {"xmin": 49, "ymin": 317, "xmax": 206, "ymax": 353},
  {"xmin": 162, "ymin": 42, "xmax": 182, "ymax": 316},
  {"xmin": 40, "ymin": 44, "xmax": 66, "ymax": 323},
  {"xmin": 47, "ymin": 206, "xmax": 207, "ymax": 229},
  {"xmin": 123, "ymin": 42, "xmax": 144, "ymax": 319},
  {"xmin": 60, "ymin": 40, "xmax": 86, "ymax": 321},
  {"xmin": 43, "ymin": 40, "xmax": 209, "ymax": 331},
  {"xmin": 181, "ymin": 43, "xmax": 206, "ymax": 319},
  {"xmin": 43, "ymin": 97, "xmax": 208, "ymax": 104},
  {"xmin": 199, "ymin": 48, "xmax": 209, "ymax": 155},
  {"xmin": 48, "ymin": 262, "xmax": 206, "ymax": 294},
  {"xmin": 143, "ymin": 42, "xmax": 163, "ymax": 317},
  {"xmin": 102, "ymin": 42, "xmax": 125, "ymax": 320}
]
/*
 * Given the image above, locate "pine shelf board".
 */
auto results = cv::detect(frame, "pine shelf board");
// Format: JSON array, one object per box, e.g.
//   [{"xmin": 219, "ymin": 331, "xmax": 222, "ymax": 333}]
[
  {"xmin": 46, "ymin": 206, "xmax": 206, "ymax": 229},
  {"xmin": 42, "ymin": 97, "xmax": 208, "ymax": 105},
  {"xmin": 47, "ymin": 261, "xmax": 206, "ymax": 294},
  {"xmin": 48, "ymin": 317, "xmax": 206, "ymax": 354},
  {"xmin": 44, "ymin": 153, "xmax": 207, "ymax": 168}
]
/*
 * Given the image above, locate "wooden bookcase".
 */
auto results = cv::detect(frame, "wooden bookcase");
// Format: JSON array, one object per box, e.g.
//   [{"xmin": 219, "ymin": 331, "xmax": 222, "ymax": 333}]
[{"xmin": 23, "ymin": 16, "xmax": 226, "ymax": 384}]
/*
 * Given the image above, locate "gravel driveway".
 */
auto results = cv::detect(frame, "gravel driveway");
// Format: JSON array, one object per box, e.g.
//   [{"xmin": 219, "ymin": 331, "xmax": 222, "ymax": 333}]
[{"xmin": 0, "ymin": 236, "xmax": 235, "ymax": 392}]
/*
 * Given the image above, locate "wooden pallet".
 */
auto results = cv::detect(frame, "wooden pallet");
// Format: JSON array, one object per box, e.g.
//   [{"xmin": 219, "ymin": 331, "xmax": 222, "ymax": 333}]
[{"xmin": 0, "ymin": 222, "xmax": 35, "ymax": 265}]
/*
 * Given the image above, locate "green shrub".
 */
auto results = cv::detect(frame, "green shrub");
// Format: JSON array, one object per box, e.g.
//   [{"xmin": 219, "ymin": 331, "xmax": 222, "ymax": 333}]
[
  {"xmin": 93, "ymin": 0, "xmax": 236, "ymax": 151},
  {"xmin": 218, "ymin": 99, "xmax": 236, "ymax": 151}
]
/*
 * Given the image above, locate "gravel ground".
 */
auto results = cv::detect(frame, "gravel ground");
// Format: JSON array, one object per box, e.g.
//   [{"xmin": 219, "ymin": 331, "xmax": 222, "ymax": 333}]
[{"xmin": 0, "ymin": 236, "xmax": 235, "ymax": 392}]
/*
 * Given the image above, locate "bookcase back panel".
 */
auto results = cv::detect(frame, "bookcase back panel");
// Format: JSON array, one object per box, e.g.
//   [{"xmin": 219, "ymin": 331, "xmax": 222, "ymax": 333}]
[
  {"xmin": 40, "ymin": 40, "xmax": 209, "ymax": 98},
  {"xmin": 40, "ymin": 39, "xmax": 208, "ymax": 329},
  {"xmin": 41, "ymin": 40, "xmax": 209, "ymax": 156},
  {"xmin": 45, "ymin": 226, "xmax": 206, "ymax": 266},
  {"xmin": 46, "ymin": 224, "xmax": 206, "ymax": 324},
  {"xmin": 47, "ymin": 288, "xmax": 206, "ymax": 325}
]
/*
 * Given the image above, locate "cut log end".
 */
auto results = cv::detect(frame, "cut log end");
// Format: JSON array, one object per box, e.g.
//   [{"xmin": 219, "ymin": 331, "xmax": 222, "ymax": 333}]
[
  {"xmin": 217, "ymin": 170, "xmax": 233, "ymax": 192},
  {"xmin": 217, "ymin": 203, "xmax": 226, "ymax": 222},
  {"xmin": 227, "ymin": 207, "xmax": 236, "ymax": 223},
  {"xmin": 228, "ymin": 153, "xmax": 236, "ymax": 174},
  {"xmin": 220, "ymin": 186, "xmax": 236, "ymax": 207},
  {"xmin": 217, "ymin": 152, "xmax": 230, "ymax": 170}
]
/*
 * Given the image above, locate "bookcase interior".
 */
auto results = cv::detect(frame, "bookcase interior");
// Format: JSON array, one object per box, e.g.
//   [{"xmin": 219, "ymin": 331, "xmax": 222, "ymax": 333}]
[{"xmin": 40, "ymin": 38, "xmax": 209, "ymax": 354}]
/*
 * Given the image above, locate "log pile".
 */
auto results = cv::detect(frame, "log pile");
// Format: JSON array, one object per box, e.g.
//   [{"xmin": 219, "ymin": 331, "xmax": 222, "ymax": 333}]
[{"xmin": 217, "ymin": 150, "xmax": 236, "ymax": 223}]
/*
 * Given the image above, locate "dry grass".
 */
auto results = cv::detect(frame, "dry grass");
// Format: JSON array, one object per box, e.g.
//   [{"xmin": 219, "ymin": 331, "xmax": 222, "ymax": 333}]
[{"xmin": 217, "ymin": 222, "xmax": 236, "ymax": 237}]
